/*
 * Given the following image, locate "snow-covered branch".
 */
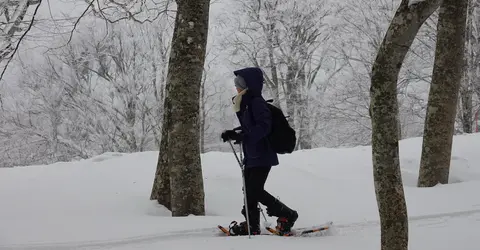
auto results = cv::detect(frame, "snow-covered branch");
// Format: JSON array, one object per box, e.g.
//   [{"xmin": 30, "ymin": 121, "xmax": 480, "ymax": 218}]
[
  {"xmin": 0, "ymin": 0, "xmax": 42, "ymax": 81},
  {"xmin": 85, "ymin": 0, "xmax": 174, "ymax": 24}
]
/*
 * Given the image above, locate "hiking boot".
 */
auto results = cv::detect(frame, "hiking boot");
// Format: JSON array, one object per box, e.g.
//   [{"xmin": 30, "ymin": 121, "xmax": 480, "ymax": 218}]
[
  {"xmin": 241, "ymin": 205, "xmax": 260, "ymax": 227},
  {"xmin": 276, "ymin": 211, "xmax": 298, "ymax": 234},
  {"xmin": 228, "ymin": 221, "xmax": 261, "ymax": 236},
  {"xmin": 266, "ymin": 198, "xmax": 298, "ymax": 233},
  {"xmin": 226, "ymin": 206, "xmax": 261, "ymax": 236}
]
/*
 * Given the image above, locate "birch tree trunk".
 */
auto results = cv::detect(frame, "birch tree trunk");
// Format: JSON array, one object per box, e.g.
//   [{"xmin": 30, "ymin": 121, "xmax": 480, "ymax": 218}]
[
  {"xmin": 418, "ymin": 0, "xmax": 468, "ymax": 187},
  {"xmin": 150, "ymin": 0, "xmax": 209, "ymax": 216},
  {"xmin": 369, "ymin": 1, "xmax": 441, "ymax": 249}
]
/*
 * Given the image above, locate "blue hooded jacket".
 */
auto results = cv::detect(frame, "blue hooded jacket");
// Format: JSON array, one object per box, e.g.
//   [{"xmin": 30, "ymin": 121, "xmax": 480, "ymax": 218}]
[{"xmin": 234, "ymin": 67, "xmax": 279, "ymax": 168}]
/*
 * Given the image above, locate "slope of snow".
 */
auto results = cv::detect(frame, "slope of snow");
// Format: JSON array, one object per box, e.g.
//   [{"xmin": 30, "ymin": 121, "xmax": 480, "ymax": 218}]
[{"xmin": 2, "ymin": 134, "xmax": 480, "ymax": 249}]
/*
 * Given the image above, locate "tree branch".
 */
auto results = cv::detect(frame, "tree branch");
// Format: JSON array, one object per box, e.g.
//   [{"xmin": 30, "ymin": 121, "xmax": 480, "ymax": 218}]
[{"xmin": 0, "ymin": 0, "xmax": 42, "ymax": 82}]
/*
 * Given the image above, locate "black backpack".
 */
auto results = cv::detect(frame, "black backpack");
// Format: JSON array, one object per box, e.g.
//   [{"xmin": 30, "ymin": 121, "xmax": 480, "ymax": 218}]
[{"xmin": 265, "ymin": 99, "xmax": 296, "ymax": 154}]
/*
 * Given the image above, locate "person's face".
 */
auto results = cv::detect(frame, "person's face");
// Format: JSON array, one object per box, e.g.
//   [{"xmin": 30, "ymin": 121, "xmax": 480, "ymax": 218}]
[{"xmin": 236, "ymin": 87, "xmax": 243, "ymax": 93}]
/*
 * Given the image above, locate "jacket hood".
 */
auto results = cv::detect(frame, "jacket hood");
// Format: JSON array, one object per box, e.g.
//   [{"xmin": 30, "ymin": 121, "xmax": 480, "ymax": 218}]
[{"xmin": 233, "ymin": 67, "xmax": 264, "ymax": 96}]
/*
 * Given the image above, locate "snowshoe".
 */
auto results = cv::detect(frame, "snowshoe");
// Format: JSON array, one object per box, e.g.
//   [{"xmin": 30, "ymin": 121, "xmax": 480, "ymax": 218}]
[{"xmin": 266, "ymin": 221, "xmax": 333, "ymax": 237}]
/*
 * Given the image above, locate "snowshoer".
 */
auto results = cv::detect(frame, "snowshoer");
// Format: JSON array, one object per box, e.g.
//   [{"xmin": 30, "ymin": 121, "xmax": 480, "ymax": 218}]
[{"xmin": 221, "ymin": 67, "xmax": 298, "ymax": 236}]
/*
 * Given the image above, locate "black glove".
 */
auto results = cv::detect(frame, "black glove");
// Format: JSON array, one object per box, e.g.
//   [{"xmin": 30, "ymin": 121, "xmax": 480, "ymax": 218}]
[{"xmin": 221, "ymin": 130, "xmax": 243, "ymax": 143}]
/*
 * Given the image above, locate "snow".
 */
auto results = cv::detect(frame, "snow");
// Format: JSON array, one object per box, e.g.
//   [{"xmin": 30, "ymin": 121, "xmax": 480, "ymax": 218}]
[{"xmin": 2, "ymin": 134, "xmax": 480, "ymax": 249}]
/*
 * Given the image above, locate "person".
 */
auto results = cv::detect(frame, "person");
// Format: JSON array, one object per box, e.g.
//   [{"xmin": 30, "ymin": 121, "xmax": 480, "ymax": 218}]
[{"xmin": 221, "ymin": 67, "xmax": 298, "ymax": 236}]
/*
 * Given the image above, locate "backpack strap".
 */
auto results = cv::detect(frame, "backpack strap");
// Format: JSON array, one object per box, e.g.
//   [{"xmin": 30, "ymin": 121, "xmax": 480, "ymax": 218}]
[{"xmin": 263, "ymin": 99, "xmax": 290, "ymax": 118}]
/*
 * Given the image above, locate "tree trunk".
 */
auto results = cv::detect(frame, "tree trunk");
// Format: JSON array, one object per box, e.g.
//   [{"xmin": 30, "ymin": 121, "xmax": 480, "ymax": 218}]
[
  {"xmin": 200, "ymin": 74, "xmax": 206, "ymax": 153},
  {"xmin": 297, "ymin": 96, "xmax": 312, "ymax": 149},
  {"xmin": 297, "ymin": 67, "xmax": 311, "ymax": 149},
  {"xmin": 150, "ymin": 81, "xmax": 174, "ymax": 209},
  {"xmin": 266, "ymin": 19, "xmax": 280, "ymax": 105},
  {"xmin": 460, "ymin": 86, "xmax": 473, "ymax": 133},
  {"xmin": 150, "ymin": 0, "xmax": 209, "ymax": 216},
  {"xmin": 418, "ymin": 0, "xmax": 468, "ymax": 187},
  {"xmin": 472, "ymin": 1, "xmax": 480, "ymax": 104},
  {"xmin": 369, "ymin": 1, "xmax": 441, "ymax": 249},
  {"xmin": 459, "ymin": 0, "xmax": 474, "ymax": 134},
  {"xmin": 150, "ymin": 118, "xmax": 172, "ymax": 210},
  {"xmin": 285, "ymin": 65, "xmax": 296, "ymax": 127}
]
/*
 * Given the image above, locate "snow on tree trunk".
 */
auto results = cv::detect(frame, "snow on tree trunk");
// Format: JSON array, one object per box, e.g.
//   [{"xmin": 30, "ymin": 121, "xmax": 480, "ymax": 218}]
[
  {"xmin": 418, "ymin": 0, "xmax": 468, "ymax": 187},
  {"xmin": 150, "ymin": 0, "xmax": 209, "ymax": 216},
  {"xmin": 369, "ymin": 0, "xmax": 440, "ymax": 249}
]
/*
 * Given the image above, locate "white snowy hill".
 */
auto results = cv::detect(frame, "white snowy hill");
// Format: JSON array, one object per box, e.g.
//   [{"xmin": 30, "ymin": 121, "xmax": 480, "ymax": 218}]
[{"xmin": 2, "ymin": 134, "xmax": 480, "ymax": 249}]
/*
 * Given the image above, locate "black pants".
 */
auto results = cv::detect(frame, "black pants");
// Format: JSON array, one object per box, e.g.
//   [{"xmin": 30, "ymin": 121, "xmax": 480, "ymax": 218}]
[{"xmin": 242, "ymin": 166, "xmax": 278, "ymax": 227}]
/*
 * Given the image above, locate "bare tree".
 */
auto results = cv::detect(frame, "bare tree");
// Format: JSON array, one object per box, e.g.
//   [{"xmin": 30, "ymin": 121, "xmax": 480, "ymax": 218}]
[
  {"xmin": 0, "ymin": 0, "xmax": 42, "ymax": 81},
  {"xmin": 150, "ymin": 0, "xmax": 210, "ymax": 216},
  {"xmin": 418, "ymin": 0, "xmax": 468, "ymax": 187},
  {"xmin": 0, "ymin": 19, "xmax": 171, "ymax": 167},
  {"xmin": 220, "ymin": 0, "xmax": 338, "ymax": 149},
  {"xmin": 220, "ymin": 0, "xmax": 282, "ymax": 102},
  {"xmin": 199, "ymin": 70, "xmax": 229, "ymax": 153},
  {"xmin": 369, "ymin": 1, "xmax": 441, "ymax": 249},
  {"xmin": 328, "ymin": 0, "xmax": 439, "ymax": 147},
  {"xmin": 85, "ymin": 0, "xmax": 174, "ymax": 24}
]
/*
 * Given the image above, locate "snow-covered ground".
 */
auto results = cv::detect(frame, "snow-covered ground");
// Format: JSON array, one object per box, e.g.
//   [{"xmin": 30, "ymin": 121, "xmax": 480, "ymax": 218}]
[{"xmin": 2, "ymin": 134, "xmax": 480, "ymax": 249}]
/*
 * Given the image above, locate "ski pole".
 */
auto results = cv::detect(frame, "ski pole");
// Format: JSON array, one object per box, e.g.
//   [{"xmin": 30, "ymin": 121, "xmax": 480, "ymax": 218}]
[
  {"xmin": 260, "ymin": 206, "xmax": 268, "ymax": 223},
  {"xmin": 228, "ymin": 139, "xmax": 243, "ymax": 168},
  {"xmin": 239, "ymin": 140, "xmax": 243, "ymax": 166},
  {"xmin": 228, "ymin": 140, "xmax": 251, "ymax": 238}
]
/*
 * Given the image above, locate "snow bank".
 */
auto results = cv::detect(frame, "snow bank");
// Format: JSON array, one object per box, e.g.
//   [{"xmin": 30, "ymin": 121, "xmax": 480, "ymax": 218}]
[{"xmin": 2, "ymin": 134, "xmax": 480, "ymax": 249}]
